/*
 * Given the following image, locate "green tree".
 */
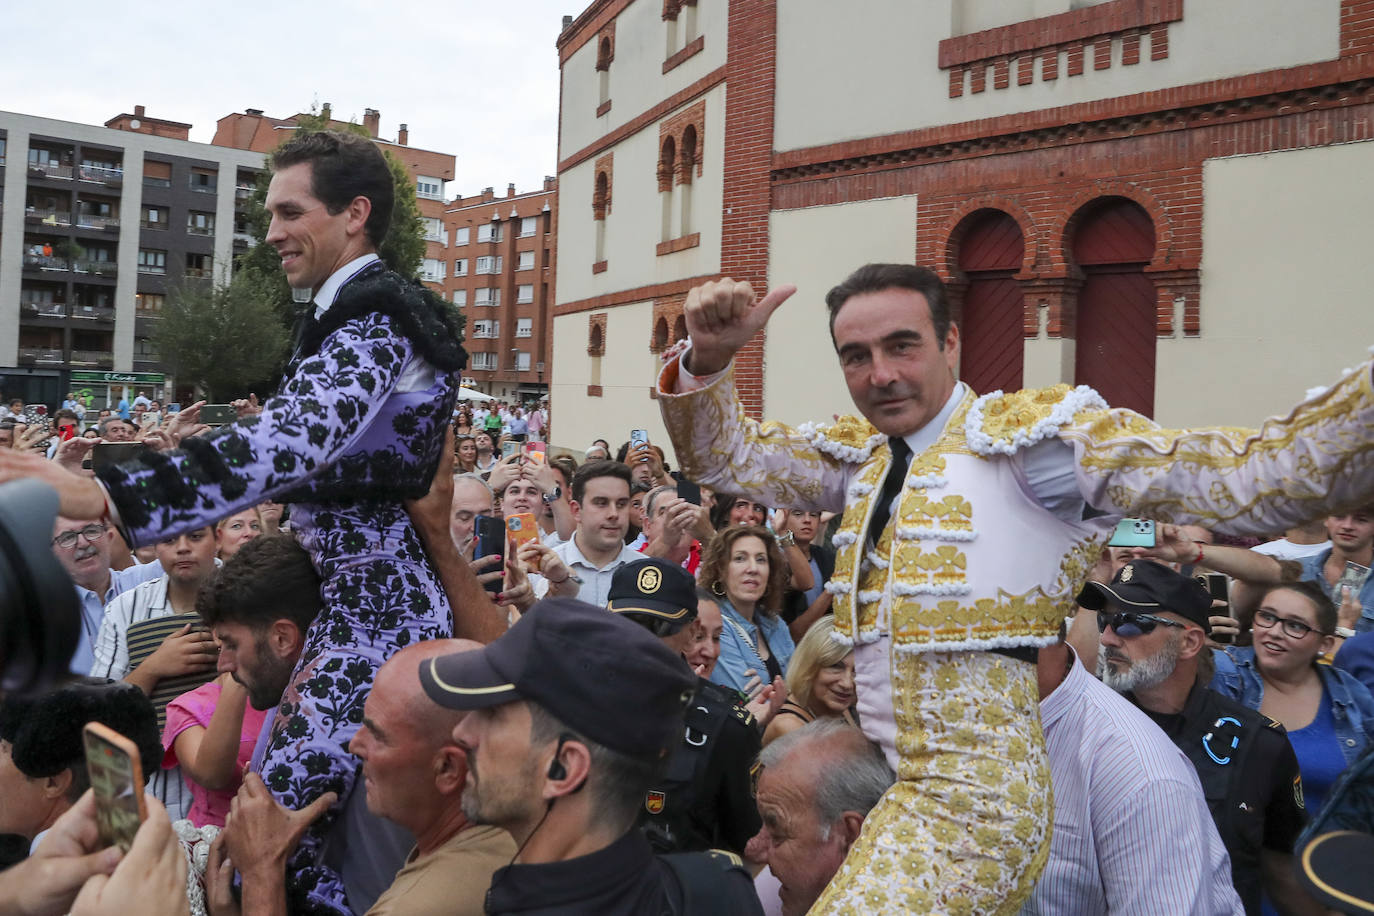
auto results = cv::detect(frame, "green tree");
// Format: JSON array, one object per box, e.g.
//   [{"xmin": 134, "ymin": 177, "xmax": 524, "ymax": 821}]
[{"xmin": 152, "ymin": 274, "xmax": 290, "ymax": 401}]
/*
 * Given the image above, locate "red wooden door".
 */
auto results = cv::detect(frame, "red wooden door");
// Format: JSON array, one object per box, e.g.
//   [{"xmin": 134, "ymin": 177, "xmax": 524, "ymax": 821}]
[
  {"xmin": 958, "ymin": 210, "xmax": 1025, "ymax": 394},
  {"xmin": 1072, "ymin": 199, "xmax": 1157, "ymax": 416}
]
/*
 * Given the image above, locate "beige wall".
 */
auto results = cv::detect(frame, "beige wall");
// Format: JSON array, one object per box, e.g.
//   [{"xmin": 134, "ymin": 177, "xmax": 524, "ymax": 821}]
[
  {"xmin": 549, "ymin": 301, "xmax": 677, "ymax": 455},
  {"xmin": 1153, "ymin": 140, "xmax": 1374, "ymax": 428},
  {"xmin": 559, "ymin": 0, "xmax": 728, "ymax": 160},
  {"xmin": 556, "ymin": 83, "xmax": 726, "ymax": 304},
  {"xmin": 774, "ymin": 0, "xmax": 1340, "ymax": 153},
  {"xmin": 763, "ymin": 196, "xmax": 920, "ymax": 428}
]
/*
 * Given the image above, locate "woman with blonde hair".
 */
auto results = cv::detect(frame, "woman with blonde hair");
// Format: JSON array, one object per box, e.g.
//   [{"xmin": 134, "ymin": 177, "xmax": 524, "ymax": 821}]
[{"xmin": 763, "ymin": 615, "xmax": 856, "ymax": 745}]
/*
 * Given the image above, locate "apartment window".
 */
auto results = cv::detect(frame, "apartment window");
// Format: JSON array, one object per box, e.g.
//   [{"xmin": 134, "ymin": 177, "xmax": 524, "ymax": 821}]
[
  {"xmin": 520, "ymin": 217, "xmax": 537, "ymax": 238},
  {"xmin": 135, "ymin": 292, "xmax": 165, "ymax": 316},
  {"xmin": 421, "ymin": 258, "xmax": 445, "ymax": 282},
  {"xmin": 516, "ymin": 318, "xmax": 533, "ymax": 338},
  {"xmin": 472, "ymin": 352, "xmax": 498, "ymax": 370},
  {"xmin": 452, "ymin": 289, "xmax": 466, "ymax": 307},
  {"xmin": 515, "ymin": 351, "xmax": 532, "ymax": 372},
  {"xmin": 133, "ymin": 337, "xmax": 158, "ymax": 360},
  {"xmin": 472, "ymin": 319, "xmax": 502, "ymax": 339},
  {"xmin": 417, "ymin": 177, "xmax": 443, "ymax": 200},
  {"xmin": 141, "ymin": 206, "xmax": 167, "ymax": 229},
  {"xmin": 189, "ymin": 168, "xmax": 217, "ymax": 193},
  {"xmin": 422, "ymin": 217, "xmax": 443, "ymax": 241},
  {"xmin": 454, "ymin": 227, "xmax": 470, "ymax": 246},
  {"xmin": 186, "ymin": 253, "xmax": 213, "ymax": 279},
  {"xmin": 516, "ymin": 284, "xmax": 534, "ymax": 304},
  {"xmin": 143, "ymin": 160, "xmax": 172, "ymax": 188},
  {"xmin": 138, "ymin": 249, "xmax": 167, "ymax": 274},
  {"xmin": 477, "ymin": 222, "xmax": 502, "ymax": 244},
  {"xmin": 474, "ymin": 288, "xmax": 500, "ymax": 307},
  {"xmin": 475, "ymin": 255, "xmax": 504, "ymax": 275},
  {"xmin": 187, "ymin": 211, "xmax": 215, "ymax": 236},
  {"xmin": 453, "ymin": 258, "xmax": 468, "ymax": 276},
  {"xmin": 516, "ymin": 251, "xmax": 535, "ymax": 271},
  {"xmin": 0, "ymin": 137, "xmax": 6, "ymax": 164}
]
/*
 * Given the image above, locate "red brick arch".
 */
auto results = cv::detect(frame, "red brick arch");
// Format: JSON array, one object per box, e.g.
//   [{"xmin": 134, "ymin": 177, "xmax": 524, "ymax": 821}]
[
  {"xmin": 940, "ymin": 197, "xmax": 1041, "ymax": 281},
  {"xmin": 1052, "ymin": 182, "xmax": 1173, "ymax": 274}
]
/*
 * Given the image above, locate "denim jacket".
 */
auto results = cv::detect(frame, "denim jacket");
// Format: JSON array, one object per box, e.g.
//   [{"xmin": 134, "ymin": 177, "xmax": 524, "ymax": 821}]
[
  {"xmin": 1210, "ymin": 646, "xmax": 1374, "ymax": 766},
  {"xmin": 709, "ymin": 598, "xmax": 796, "ymax": 696},
  {"xmin": 1297, "ymin": 548, "xmax": 1374, "ymax": 633}
]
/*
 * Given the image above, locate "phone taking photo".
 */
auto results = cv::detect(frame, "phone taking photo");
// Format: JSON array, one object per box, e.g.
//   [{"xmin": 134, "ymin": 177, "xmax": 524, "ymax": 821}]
[
  {"xmin": 678, "ymin": 479, "xmax": 702, "ymax": 506},
  {"xmin": 83, "ymin": 722, "xmax": 147, "ymax": 852},
  {"xmin": 1108, "ymin": 518, "xmax": 1156, "ymax": 548},
  {"xmin": 630, "ymin": 429, "xmax": 649, "ymax": 450},
  {"xmin": 474, "ymin": 515, "xmax": 507, "ymax": 594}
]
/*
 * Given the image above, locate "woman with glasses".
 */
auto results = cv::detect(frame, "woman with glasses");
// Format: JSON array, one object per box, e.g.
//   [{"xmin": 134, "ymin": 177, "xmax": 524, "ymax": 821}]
[{"xmin": 1212, "ymin": 580, "xmax": 1374, "ymax": 815}]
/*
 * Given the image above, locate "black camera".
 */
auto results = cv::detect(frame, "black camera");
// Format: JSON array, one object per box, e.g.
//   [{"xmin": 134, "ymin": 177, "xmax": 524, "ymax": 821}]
[{"xmin": 0, "ymin": 480, "xmax": 81, "ymax": 694}]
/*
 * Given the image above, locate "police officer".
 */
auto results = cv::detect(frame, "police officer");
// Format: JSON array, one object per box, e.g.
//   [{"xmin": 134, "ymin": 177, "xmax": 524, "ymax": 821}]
[
  {"xmin": 1082, "ymin": 560, "xmax": 1309, "ymax": 916},
  {"xmin": 606, "ymin": 558, "xmax": 763, "ymax": 856}
]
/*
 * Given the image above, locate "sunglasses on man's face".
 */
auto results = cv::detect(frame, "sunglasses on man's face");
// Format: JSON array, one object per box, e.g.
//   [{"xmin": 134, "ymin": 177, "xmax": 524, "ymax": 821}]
[{"xmin": 1096, "ymin": 610, "xmax": 1187, "ymax": 638}]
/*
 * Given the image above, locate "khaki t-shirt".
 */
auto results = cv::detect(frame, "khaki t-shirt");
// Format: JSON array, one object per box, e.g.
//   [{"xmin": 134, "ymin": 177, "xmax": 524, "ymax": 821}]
[{"xmin": 366, "ymin": 823, "xmax": 516, "ymax": 916}]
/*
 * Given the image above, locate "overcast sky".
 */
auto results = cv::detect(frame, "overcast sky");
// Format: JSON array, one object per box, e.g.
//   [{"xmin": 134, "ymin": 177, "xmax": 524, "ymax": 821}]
[{"xmin": 0, "ymin": 0, "xmax": 577, "ymax": 198}]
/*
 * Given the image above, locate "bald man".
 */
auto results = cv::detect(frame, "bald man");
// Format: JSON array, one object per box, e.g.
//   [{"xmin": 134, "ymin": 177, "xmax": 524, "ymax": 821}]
[{"xmin": 217, "ymin": 640, "xmax": 516, "ymax": 916}]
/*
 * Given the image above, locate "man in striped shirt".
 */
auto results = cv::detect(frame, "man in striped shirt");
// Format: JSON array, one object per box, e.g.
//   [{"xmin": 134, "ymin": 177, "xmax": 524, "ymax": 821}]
[{"xmin": 89, "ymin": 525, "xmax": 220, "ymax": 821}]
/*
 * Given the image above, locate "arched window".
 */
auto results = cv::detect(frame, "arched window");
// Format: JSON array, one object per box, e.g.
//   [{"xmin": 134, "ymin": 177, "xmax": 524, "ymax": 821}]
[
  {"xmin": 1071, "ymin": 197, "xmax": 1157, "ymax": 415},
  {"xmin": 956, "ymin": 209, "xmax": 1026, "ymax": 394},
  {"xmin": 652, "ymin": 316, "xmax": 670, "ymax": 352},
  {"xmin": 671, "ymin": 314, "xmax": 687, "ymax": 343},
  {"xmin": 658, "ymin": 137, "xmax": 676, "ymax": 242},
  {"xmin": 677, "ymin": 125, "xmax": 697, "ymax": 237}
]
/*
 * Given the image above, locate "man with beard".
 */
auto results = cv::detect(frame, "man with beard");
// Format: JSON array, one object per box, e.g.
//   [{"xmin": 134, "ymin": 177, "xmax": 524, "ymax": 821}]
[
  {"xmin": 199, "ymin": 535, "xmax": 413, "ymax": 915},
  {"xmin": 1083, "ymin": 560, "xmax": 1312, "ymax": 915}
]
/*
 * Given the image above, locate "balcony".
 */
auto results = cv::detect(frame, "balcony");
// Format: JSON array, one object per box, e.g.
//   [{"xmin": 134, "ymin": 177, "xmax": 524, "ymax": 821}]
[
  {"xmin": 28, "ymin": 163, "xmax": 74, "ymax": 180},
  {"xmin": 20, "ymin": 301, "xmax": 67, "ymax": 319},
  {"xmin": 25, "ymin": 208, "xmax": 72, "ymax": 227},
  {"xmin": 18, "ymin": 347, "xmax": 64, "ymax": 365},
  {"xmin": 143, "ymin": 177, "xmax": 172, "ymax": 188},
  {"xmin": 189, "ymin": 181, "xmax": 217, "ymax": 195},
  {"xmin": 70, "ymin": 305, "xmax": 115, "ymax": 321},
  {"xmin": 138, "ymin": 263, "xmax": 167, "ymax": 276},
  {"xmin": 79, "ymin": 165, "xmax": 123, "ymax": 186},
  {"xmin": 187, "ymin": 225, "xmax": 214, "ymax": 237},
  {"xmin": 76, "ymin": 213, "xmax": 120, "ymax": 231},
  {"xmin": 22, "ymin": 254, "xmax": 69, "ymax": 272},
  {"xmin": 235, "ymin": 185, "xmax": 254, "ymax": 200},
  {"xmin": 73, "ymin": 260, "xmax": 117, "ymax": 278},
  {"xmin": 70, "ymin": 350, "xmax": 114, "ymax": 368},
  {"xmin": 184, "ymin": 266, "xmax": 213, "ymax": 280},
  {"xmin": 233, "ymin": 231, "xmax": 256, "ymax": 248}
]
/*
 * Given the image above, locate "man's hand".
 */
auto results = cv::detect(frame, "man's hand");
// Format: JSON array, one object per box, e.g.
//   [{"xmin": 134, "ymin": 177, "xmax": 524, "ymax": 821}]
[
  {"xmin": 53, "ymin": 436, "xmax": 97, "ymax": 475},
  {"xmin": 0, "ymin": 447, "xmax": 106, "ymax": 517},
  {"xmin": 230, "ymin": 394, "xmax": 261, "ymax": 419},
  {"xmin": 69, "ymin": 796, "xmax": 187, "ymax": 916},
  {"xmin": 406, "ymin": 425, "xmax": 456, "ymax": 538},
  {"xmin": 682, "ymin": 278, "xmax": 796, "ymax": 376},
  {"xmin": 221, "ymin": 772, "xmax": 336, "ymax": 885},
  {"xmin": 1, "ymin": 790, "xmax": 123, "ymax": 916},
  {"xmin": 1127, "ymin": 522, "xmax": 1198, "ymax": 566},
  {"xmin": 204, "ymin": 832, "xmax": 241, "ymax": 916},
  {"xmin": 144, "ymin": 624, "xmax": 218, "ymax": 681},
  {"xmin": 522, "ymin": 541, "xmax": 578, "ymax": 598},
  {"xmin": 487, "ymin": 453, "xmax": 523, "ymax": 495},
  {"xmin": 162, "ymin": 401, "xmax": 207, "ymax": 447}
]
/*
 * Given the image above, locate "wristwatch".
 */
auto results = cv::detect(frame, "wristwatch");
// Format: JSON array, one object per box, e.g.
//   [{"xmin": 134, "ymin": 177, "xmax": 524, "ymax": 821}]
[
  {"xmin": 1335, "ymin": 626, "xmax": 1357, "ymax": 639},
  {"xmin": 776, "ymin": 530, "xmax": 796, "ymax": 548},
  {"xmin": 542, "ymin": 485, "xmax": 562, "ymax": 504}
]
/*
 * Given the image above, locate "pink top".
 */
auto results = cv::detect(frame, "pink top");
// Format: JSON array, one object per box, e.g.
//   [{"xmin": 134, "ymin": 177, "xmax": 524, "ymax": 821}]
[{"xmin": 161, "ymin": 680, "xmax": 268, "ymax": 827}]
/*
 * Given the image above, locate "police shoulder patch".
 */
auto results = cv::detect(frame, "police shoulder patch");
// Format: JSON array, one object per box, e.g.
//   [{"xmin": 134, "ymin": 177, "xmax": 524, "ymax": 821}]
[{"xmin": 1293, "ymin": 774, "xmax": 1305, "ymax": 810}]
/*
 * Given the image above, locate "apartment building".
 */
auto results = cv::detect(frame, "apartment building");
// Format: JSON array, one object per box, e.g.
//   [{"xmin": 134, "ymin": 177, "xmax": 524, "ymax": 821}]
[
  {"xmin": 445, "ymin": 179, "xmax": 557, "ymax": 401},
  {"xmin": 0, "ymin": 107, "xmax": 263, "ymax": 407},
  {"xmin": 553, "ymin": 0, "xmax": 1374, "ymax": 455},
  {"xmin": 212, "ymin": 105, "xmax": 456, "ymax": 295}
]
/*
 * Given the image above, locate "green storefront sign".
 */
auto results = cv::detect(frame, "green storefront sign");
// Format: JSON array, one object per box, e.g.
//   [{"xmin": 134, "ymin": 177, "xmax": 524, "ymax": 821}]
[{"xmin": 69, "ymin": 371, "xmax": 165, "ymax": 385}]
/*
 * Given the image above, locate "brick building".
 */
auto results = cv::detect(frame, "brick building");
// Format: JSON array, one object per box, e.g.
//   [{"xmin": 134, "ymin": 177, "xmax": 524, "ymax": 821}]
[
  {"xmin": 444, "ymin": 179, "xmax": 557, "ymax": 401},
  {"xmin": 552, "ymin": 0, "xmax": 1374, "ymax": 455},
  {"xmin": 212, "ymin": 104, "xmax": 455, "ymax": 296},
  {"xmin": 0, "ymin": 106, "xmax": 263, "ymax": 407}
]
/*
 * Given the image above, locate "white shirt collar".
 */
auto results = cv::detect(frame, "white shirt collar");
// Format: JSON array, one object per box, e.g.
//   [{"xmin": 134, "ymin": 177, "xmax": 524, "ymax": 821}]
[
  {"xmin": 313, "ymin": 253, "xmax": 382, "ymax": 318},
  {"xmin": 901, "ymin": 380, "xmax": 967, "ymax": 455}
]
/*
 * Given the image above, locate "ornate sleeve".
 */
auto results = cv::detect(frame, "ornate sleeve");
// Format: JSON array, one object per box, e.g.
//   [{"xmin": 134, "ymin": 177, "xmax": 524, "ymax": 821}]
[
  {"xmin": 656, "ymin": 355, "xmax": 856, "ymax": 513},
  {"xmin": 97, "ymin": 313, "xmax": 411, "ymax": 546},
  {"xmin": 1060, "ymin": 362, "xmax": 1374, "ymax": 536}
]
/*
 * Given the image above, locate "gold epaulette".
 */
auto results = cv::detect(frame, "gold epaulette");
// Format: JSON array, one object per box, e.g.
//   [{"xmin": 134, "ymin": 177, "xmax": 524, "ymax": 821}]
[{"xmin": 965, "ymin": 384, "xmax": 1109, "ymax": 456}]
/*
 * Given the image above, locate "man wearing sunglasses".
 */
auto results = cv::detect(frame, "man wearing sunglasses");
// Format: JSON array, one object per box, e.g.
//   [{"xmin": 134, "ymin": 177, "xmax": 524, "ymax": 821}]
[{"xmin": 1081, "ymin": 560, "xmax": 1311, "ymax": 916}]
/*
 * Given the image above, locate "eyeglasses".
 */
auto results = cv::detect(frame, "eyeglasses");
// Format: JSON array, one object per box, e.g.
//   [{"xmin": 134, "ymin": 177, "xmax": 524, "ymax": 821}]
[
  {"xmin": 1253, "ymin": 608, "xmax": 1324, "ymax": 640},
  {"xmin": 52, "ymin": 523, "xmax": 107, "ymax": 549},
  {"xmin": 1096, "ymin": 610, "xmax": 1187, "ymax": 638}
]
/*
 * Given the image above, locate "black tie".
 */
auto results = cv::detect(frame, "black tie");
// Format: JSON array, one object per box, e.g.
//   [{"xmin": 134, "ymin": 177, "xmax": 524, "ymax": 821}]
[{"xmin": 867, "ymin": 437, "xmax": 911, "ymax": 545}]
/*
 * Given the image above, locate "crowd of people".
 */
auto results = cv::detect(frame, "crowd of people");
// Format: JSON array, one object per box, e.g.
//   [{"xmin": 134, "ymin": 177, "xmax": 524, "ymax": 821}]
[{"xmin": 3, "ymin": 127, "xmax": 1374, "ymax": 916}]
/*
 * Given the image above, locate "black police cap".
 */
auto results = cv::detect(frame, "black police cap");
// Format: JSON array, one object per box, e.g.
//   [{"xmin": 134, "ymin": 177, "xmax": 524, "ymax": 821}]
[
  {"xmin": 607, "ymin": 558, "xmax": 697, "ymax": 636},
  {"xmin": 1077, "ymin": 559, "xmax": 1213, "ymax": 632}
]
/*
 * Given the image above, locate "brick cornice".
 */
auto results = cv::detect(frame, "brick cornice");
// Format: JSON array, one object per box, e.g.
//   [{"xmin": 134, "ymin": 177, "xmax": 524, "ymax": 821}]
[
  {"xmin": 938, "ymin": 0, "xmax": 1183, "ymax": 68},
  {"xmin": 555, "ymin": 274, "xmax": 715, "ymax": 317},
  {"xmin": 559, "ymin": 66, "xmax": 727, "ymax": 174},
  {"xmin": 772, "ymin": 53, "xmax": 1374, "ymax": 182},
  {"xmin": 558, "ymin": 0, "xmax": 633, "ymax": 63}
]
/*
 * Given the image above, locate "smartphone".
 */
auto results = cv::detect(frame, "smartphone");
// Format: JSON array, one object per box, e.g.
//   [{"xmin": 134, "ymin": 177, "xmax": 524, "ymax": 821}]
[
  {"xmin": 1198, "ymin": 573, "xmax": 1234, "ymax": 644},
  {"xmin": 1338, "ymin": 561, "xmax": 1371, "ymax": 599},
  {"xmin": 82, "ymin": 722, "xmax": 147, "ymax": 852},
  {"xmin": 678, "ymin": 479, "xmax": 702, "ymax": 506},
  {"xmin": 200, "ymin": 404, "xmax": 237, "ymax": 425},
  {"xmin": 630, "ymin": 429, "xmax": 650, "ymax": 450},
  {"xmin": 524, "ymin": 441, "xmax": 547, "ymax": 466},
  {"xmin": 92, "ymin": 441, "xmax": 149, "ymax": 473},
  {"xmin": 474, "ymin": 515, "xmax": 506, "ymax": 594},
  {"xmin": 1107, "ymin": 518, "xmax": 1156, "ymax": 548},
  {"xmin": 502, "ymin": 440, "xmax": 520, "ymax": 459}
]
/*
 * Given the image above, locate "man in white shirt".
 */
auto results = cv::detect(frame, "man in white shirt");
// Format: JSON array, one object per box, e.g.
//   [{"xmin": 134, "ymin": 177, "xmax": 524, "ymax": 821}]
[{"xmin": 532, "ymin": 460, "xmax": 646, "ymax": 606}]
